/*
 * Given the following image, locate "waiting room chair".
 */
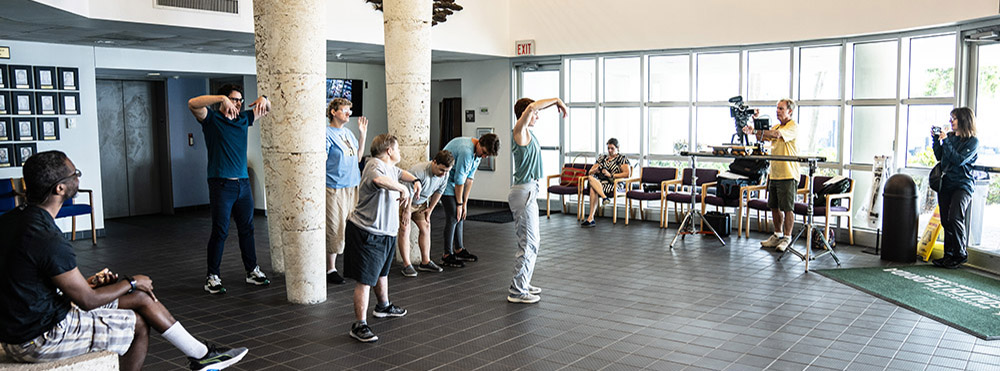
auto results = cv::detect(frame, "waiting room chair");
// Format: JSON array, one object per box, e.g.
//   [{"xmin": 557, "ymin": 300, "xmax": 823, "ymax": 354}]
[
  {"xmin": 623, "ymin": 167, "xmax": 679, "ymax": 226},
  {"xmin": 1, "ymin": 178, "xmax": 20, "ymax": 215},
  {"xmin": 792, "ymin": 176, "xmax": 855, "ymax": 245},
  {"xmin": 700, "ymin": 175, "xmax": 765, "ymax": 235},
  {"xmin": 609, "ymin": 158, "xmax": 639, "ymax": 224},
  {"xmin": 742, "ymin": 174, "xmax": 809, "ymax": 238},
  {"xmin": 663, "ymin": 168, "xmax": 719, "ymax": 225},
  {"xmin": 545, "ymin": 161, "xmax": 593, "ymax": 220},
  {"xmin": 56, "ymin": 189, "xmax": 97, "ymax": 245}
]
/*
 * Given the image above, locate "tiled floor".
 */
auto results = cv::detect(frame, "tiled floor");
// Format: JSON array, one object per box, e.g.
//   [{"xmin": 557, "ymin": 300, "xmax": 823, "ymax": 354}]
[{"xmin": 69, "ymin": 205, "xmax": 1000, "ymax": 370}]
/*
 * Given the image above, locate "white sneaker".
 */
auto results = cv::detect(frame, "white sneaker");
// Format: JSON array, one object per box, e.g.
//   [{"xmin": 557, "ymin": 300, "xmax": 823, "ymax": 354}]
[
  {"xmin": 760, "ymin": 235, "xmax": 782, "ymax": 248},
  {"xmin": 775, "ymin": 237, "xmax": 791, "ymax": 252},
  {"xmin": 245, "ymin": 266, "xmax": 270, "ymax": 286},
  {"xmin": 507, "ymin": 293, "xmax": 541, "ymax": 304},
  {"xmin": 205, "ymin": 274, "xmax": 226, "ymax": 294}
]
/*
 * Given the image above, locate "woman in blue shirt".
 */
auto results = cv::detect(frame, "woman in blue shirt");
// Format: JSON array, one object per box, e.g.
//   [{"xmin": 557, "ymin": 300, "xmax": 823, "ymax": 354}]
[{"xmin": 931, "ymin": 107, "xmax": 979, "ymax": 269}]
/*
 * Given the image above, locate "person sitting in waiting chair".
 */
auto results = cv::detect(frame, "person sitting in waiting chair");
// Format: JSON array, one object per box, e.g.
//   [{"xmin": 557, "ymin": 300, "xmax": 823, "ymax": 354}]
[{"xmin": 581, "ymin": 138, "xmax": 631, "ymax": 228}]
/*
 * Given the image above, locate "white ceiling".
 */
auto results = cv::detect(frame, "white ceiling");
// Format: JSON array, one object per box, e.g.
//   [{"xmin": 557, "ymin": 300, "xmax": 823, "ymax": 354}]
[{"xmin": 0, "ymin": 0, "xmax": 497, "ymax": 66}]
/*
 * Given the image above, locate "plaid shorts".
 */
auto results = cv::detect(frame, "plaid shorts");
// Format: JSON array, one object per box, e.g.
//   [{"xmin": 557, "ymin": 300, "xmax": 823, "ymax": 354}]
[{"xmin": 0, "ymin": 300, "xmax": 136, "ymax": 362}]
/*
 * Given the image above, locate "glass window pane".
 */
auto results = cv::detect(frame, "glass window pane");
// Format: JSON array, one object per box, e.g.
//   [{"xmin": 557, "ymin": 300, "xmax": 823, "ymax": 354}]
[
  {"xmin": 975, "ymin": 44, "xmax": 1000, "ymax": 167},
  {"xmin": 800, "ymin": 46, "xmax": 841, "ymax": 100},
  {"xmin": 696, "ymin": 106, "xmax": 734, "ymax": 151},
  {"xmin": 905, "ymin": 105, "xmax": 953, "ymax": 167},
  {"xmin": 568, "ymin": 108, "xmax": 595, "ymax": 153},
  {"xmin": 697, "ymin": 52, "xmax": 739, "ymax": 102},
  {"xmin": 748, "ymin": 49, "xmax": 791, "ymax": 101},
  {"xmin": 795, "ymin": 106, "xmax": 839, "ymax": 160},
  {"xmin": 604, "ymin": 57, "xmax": 640, "ymax": 102},
  {"xmin": 853, "ymin": 41, "xmax": 898, "ymax": 99},
  {"xmin": 603, "ymin": 107, "xmax": 640, "ymax": 154},
  {"xmin": 569, "ymin": 58, "xmax": 595, "ymax": 103},
  {"xmin": 909, "ymin": 35, "xmax": 955, "ymax": 98},
  {"xmin": 649, "ymin": 55, "xmax": 690, "ymax": 102},
  {"xmin": 535, "ymin": 150, "xmax": 560, "ymax": 199},
  {"xmin": 850, "ymin": 106, "xmax": 896, "ymax": 164},
  {"xmin": 849, "ymin": 170, "xmax": 874, "ymax": 227},
  {"xmin": 521, "ymin": 70, "xmax": 561, "ymax": 147},
  {"xmin": 648, "ymin": 107, "xmax": 690, "ymax": 155}
]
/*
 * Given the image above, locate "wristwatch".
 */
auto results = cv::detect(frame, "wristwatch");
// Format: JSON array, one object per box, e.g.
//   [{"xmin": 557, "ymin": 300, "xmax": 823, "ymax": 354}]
[{"xmin": 121, "ymin": 276, "xmax": 136, "ymax": 294}]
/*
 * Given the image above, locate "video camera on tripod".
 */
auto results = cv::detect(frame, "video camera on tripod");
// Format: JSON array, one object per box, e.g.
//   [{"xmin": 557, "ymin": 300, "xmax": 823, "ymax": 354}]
[{"xmin": 728, "ymin": 96, "xmax": 770, "ymax": 145}]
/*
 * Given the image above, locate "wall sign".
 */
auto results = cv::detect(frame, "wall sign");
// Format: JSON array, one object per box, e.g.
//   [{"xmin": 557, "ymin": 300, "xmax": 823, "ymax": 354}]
[{"xmin": 515, "ymin": 40, "xmax": 535, "ymax": 56}]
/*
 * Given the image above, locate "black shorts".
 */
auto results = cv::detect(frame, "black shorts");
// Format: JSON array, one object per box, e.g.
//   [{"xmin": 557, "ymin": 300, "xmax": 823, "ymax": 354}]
[{"xmin": 343, "ymin": 221, "xmax": 396, "ymax": 286}]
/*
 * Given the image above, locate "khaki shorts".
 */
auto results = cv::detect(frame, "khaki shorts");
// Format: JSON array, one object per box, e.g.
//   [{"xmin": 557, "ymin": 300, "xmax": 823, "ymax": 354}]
[
  {"xmin": 768, "ymin": 179, "xmax": 798, "ymax": 212},
  {"xmin": 1, "ymin": 300, "xmax": 135, "ymax": 362},
  {"xmin": 326, "ymin": 186, "xmax": 358, "ymax": 254}
]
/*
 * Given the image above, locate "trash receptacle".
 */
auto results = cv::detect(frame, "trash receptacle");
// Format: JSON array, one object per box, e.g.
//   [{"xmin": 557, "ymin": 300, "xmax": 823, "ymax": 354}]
[
  {"xmin": 967, "ymin": 171, "xmax": 990, "ymax": 246},
  {"xmin": 881, "ymin": 174, "xmax": 918, "ymax": 262}
]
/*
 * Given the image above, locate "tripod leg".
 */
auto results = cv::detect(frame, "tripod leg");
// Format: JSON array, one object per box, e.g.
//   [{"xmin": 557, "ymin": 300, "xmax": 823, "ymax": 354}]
[
  {"xmin": 698, "ymin": 212, "xmax": 727, "ymax": 246},
  {"xmin": 669, "ymin": 211, "xmax": 693, "ymax": 248}
]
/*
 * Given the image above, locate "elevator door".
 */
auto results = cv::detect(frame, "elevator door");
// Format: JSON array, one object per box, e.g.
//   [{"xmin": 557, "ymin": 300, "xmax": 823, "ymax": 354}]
[{"xmin": 97, "ymin": 80, "xmax": 163, "ymax": 218}]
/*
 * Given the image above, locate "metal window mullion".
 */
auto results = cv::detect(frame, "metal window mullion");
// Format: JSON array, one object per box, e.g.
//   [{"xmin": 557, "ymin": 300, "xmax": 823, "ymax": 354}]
[
  {"xmin": 796, "ymin": 99, "xmax": 844, "ymax": 106},
  {"xmin": 640, "ymin": 53, "xmax": 647, "ymax": 164},
  {"xmin": 688, "ymin": 53, "xmax": 695, "ymax": 155},
  {"xmin": 838, "ymin": 43, "xmax": 847, "ymax": 169},
  {"xmin": 894, "ymin": 37, "xmax": 904, "ymax": 168},
  {"xmin": 900, "ymin": 98, "xmax": 955, "ymax": 105},
  {"xmin": 846, "ymin": 99, "xmax": 897, "ymax": 106},
  {"xmin": 646, "ymin": 101, "xmax": 691, "ymax": 108},
  {"xmin": 594, "ymin": 57, "xmax": 601, "ymax": 156}
]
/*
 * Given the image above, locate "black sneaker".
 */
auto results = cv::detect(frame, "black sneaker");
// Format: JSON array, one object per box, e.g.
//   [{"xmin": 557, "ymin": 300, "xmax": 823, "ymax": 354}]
[
  {"xmin": 441, "ymin": 254, "xmax": 465, "ymax": 268},
  {"xmin": 350, "ymin": 322, "xmax": 378, "ymax": 343},
  {"xmin": 327, "ymin": 271, "xmax": 345, "ymax": 285},
  {"xmin": 417, "ymin": 261, "xmax": 444, "ymax": 272},
  {"xmin": 455, "ymin": 249, "xmax": 478, "ymax": 262},
  {"xmin": 245, "ymin": 266, "xmax": 270, "ymax": 286},
  {"xmin": 188, "ymin": 344, "xmax": 248, "ymax": 371},
  {"xmin": 581, "ymin": 220, "xmax": 596, "ymax": 228},
  {"xmin": 943, "ymin": 256, "xmax": 968, "ymax": 269},
  {"xmin": 373, "ymin": 303, "xmax": 407, "ymax": 318},
  {"xmin": 204, "ymin": 274, "xmax": 226, "ymax": 295}
]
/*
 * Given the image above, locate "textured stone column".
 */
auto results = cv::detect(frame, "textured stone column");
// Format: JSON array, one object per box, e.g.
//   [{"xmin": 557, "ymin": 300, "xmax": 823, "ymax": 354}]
[
  {"xmin": 384, "ymin": 0, "xmax": 432, "ymax": 171},
  {"xmin": 384, "ymin": 0, "xmax": 432, "ymax": 263},
  {"xmin": 253, "ymin": 0, "xmax": 327, "ymax": 304}
]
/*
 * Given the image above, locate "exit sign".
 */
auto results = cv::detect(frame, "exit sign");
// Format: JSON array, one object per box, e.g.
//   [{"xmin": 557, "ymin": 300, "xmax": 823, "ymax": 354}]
[{"xmin": 515, "ymin": 40, "xmax": 535, "ymax": 56}]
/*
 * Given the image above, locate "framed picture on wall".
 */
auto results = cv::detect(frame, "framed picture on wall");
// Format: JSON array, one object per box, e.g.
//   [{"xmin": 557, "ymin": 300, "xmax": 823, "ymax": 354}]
[
  {"xmin": 0, "ymin": 118, "xmax": 11, "ymax": 141},
  {"xmin": 0, "ymin": 144, "xmax": 14, "ymax": 168},
  {"xmin": 14, "ymin": 143, "xmax": 36, "ymax": 167},
  {"xmin": 58, "ymin": 67, "xmax": 78, "ymax": 90},
  {"xmin": 38, "ymin": 117, "xmax": 59, "ymax": 141},
  {"xmin": 11, "ymin": 65, "xmax": 32, "ymax": 89},
  {"xmin": 14, "ymin": 117, "xmax": 35, "ymax": 141},
  {"xmin": 476, "ymin": 127, "xmax": 495, "ymax": 171},
  {"xmin": 0, "ymin": 91, "xmax": 9, "ymax": 115},
  {"xmin": 36, "ymin": 92, "xmax": 58, "ymax": 115},
  {"xmin": 0, "ymin": 64, "xmax": 9, "ymax": 89},
  {"xmin": 60, "ymin": 92, "xmax": 79, "ymax": 115},
  {"xmin": 33, "ymin": 66, "xmax": 56, "ymax": 90},
  {"xmin": 13, "ymin": 92, "xmax": 33, "ymax": 115}
]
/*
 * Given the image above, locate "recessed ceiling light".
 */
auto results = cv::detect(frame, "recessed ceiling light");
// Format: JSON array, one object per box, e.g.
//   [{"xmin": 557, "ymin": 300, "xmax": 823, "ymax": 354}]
[
  {"xmin": 147, "ymin": 72, "xmax": 161, "ymax": 76},
  {"xmin": 95, "ymin": 40, "xmax": 116, "ymax": 44}
]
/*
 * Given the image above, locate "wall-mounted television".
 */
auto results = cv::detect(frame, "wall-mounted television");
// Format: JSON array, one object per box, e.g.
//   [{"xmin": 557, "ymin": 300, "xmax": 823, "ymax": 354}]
[{"xmin": 326, "ymin": 78, "xmax": 363, "ymax": 117}]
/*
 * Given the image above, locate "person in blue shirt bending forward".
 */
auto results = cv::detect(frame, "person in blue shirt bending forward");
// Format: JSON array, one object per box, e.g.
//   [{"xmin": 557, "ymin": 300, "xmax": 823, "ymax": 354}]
[
  {"xmin": 439, "ymin": 133, "xmax": 500, "ymax": 268},
  {"xmin": 188, "ymin": 84, "xmax": 272, "ymax": 294},
  {"xmin": 507, "ymin": 97, "xmax": 566, "ymax": 304}
]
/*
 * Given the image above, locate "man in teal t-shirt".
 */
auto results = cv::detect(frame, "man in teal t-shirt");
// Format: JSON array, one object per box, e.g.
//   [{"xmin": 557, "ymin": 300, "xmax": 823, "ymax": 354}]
[
  {"xmin": 506, "ymin": 97, "xmax": 566, "ymax": 304},
  {"xmin": 439, "ymin": 133, "xmax": 499, "ymax": 268},
  {"xmin": 188, "ymin": 84, "xmax": 272, "ymax": 294}
]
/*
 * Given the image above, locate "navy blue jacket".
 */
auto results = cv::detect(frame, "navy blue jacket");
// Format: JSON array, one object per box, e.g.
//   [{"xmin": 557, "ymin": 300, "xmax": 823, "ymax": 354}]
[{"xmin": 932, "ymin": 133, "xmax": 979, "ymax": 194}]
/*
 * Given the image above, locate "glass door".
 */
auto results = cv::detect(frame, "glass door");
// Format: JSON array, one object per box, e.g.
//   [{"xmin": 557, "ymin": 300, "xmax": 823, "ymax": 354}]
[{"xmin": 517, "ymin": 65, "xmax": 562, "ymax": 199}]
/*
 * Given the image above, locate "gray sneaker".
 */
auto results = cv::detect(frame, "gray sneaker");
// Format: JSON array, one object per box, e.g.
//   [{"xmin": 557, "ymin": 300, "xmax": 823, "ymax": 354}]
[
  {"xmin": 416, "ymin": 261, "xmax": 443, "ymax": 272},
  {"xmin": 401, "ymin": 265, "xmax": 418, "ymax": 277},
  {"xmin": 507, "ymin": 293, "xmax": 541, "ymax": 304},
  {"xmin": 760, "ymin": 235, "xmax": 782, "ymax": 248}
]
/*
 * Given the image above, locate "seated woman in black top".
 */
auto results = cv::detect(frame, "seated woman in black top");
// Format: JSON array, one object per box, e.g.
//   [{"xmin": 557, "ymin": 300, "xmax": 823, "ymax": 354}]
[
  {"xmin": 931, "ymin": 107, "xmax": 979, "ymax": 269},
  {"xmin": 581, "ymin": 138, "xmax": 630, "ymax": 227}
]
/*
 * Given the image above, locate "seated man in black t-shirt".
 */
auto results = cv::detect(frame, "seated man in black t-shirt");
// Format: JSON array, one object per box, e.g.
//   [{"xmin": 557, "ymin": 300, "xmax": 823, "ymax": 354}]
[{"xmin": 0, "ymin": 151, "xmax": 248, "ymax": 371}]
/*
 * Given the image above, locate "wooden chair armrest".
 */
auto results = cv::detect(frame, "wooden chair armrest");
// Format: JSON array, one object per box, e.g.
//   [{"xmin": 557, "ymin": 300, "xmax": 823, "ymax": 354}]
[
  {"xmin": 701, "ymin": 182, "xmax": 717, "ymax": 193},
  {"xmin": 545, "ymin": 174, "xmax": 560, "ymax": 187},
  {"xmin": 78, "ymin": 189, "xmax": 93, "ymax": 206},
  {"xmin": 827, "ymin": 192, "xmax": 852, "ymax": 208},
  {"xmin": 743, "ymin": 184, "xmax": 766, "ymax": 192}
]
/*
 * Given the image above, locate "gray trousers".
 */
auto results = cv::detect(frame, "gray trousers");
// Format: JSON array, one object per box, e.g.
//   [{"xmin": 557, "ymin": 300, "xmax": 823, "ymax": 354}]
[{"xmin": 508, "ymin": 183, "xmax": 540, "ymax": 295}]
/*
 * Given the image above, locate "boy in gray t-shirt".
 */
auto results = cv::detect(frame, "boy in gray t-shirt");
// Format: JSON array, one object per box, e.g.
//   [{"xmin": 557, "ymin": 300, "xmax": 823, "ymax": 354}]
[
  {"xmin": 398, "ymin": 151, "xmax": 455, "ymax": 277},
  {"xmin": 343, "ymin": 134, "xmax": 420, "ymax": 343}
]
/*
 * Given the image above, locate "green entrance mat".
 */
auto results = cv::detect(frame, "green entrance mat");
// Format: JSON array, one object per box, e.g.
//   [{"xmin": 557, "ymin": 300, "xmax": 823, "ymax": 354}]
[{"xmin": 816, "ymin": 265, "xmax": 1000, "ymax": 340}]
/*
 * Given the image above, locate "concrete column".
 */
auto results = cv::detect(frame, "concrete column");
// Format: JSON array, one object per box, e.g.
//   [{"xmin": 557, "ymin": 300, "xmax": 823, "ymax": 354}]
[
  {"xmin": 383, "ymin": 0, "xmax": 432, "ymax": 171},
  {"xmin": 253, "ymin": 0, "xmax": 327, "ymax": 304}
]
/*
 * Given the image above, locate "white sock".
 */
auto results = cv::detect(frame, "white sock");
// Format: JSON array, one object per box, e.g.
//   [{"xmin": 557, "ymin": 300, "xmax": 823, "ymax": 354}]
[
  {"xmin": 162, "ymin": 322, "xmax": 208, "ymax": 359},
  {"xmin": 327, "ymin": 269, "xmax": 338, "ymax": 274},
  {"xmin": 774, "ymin": 232, "xmax": 784, "ymax": 238}
]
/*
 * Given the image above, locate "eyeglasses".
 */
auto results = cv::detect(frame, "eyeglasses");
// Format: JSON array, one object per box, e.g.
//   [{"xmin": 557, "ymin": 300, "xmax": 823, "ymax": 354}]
[
  {"xmin": 39, "ymin": 168, "xmax": 81, "ymax": 202},
  {"xmin": 228, "ymin": 97, "xmax": 245, "ymax": 104}
]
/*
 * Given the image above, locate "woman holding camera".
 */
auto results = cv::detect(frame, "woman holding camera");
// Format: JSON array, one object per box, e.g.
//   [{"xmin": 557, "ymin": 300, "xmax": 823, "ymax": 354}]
[
  {"xmin": 931, "ymin": 107, "xmax": 979, "ymax": 269},
  {"xmin": 581, "ymin": 138, "xmax": 630, "ymax": 228}
]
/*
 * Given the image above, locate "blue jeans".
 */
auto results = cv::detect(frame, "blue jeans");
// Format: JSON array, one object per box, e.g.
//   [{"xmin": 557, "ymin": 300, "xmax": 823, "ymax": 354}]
[
  {"xmin": 508, "ymin": 183, "xmax": 539, "ymax": 295},
  {"xmin": 207, "ymin": 178, "xmax": 257, "ymax": 276}
]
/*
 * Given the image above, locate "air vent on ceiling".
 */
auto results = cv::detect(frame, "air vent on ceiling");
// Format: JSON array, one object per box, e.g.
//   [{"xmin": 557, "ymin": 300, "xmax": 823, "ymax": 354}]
[{"xmin": 155, "ymin": 0, "xmax": 239, "ymax": 14}]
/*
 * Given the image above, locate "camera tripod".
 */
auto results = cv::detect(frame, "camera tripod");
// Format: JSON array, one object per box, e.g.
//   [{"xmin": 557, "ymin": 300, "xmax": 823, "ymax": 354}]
[{"xmin": 669, "ymin": 154, "xmax": 726, "ymax": 248}]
